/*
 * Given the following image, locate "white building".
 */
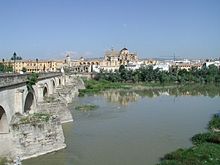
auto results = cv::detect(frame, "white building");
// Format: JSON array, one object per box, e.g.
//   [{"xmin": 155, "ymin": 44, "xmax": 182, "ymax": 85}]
[
  {"xmin": 126, "ymin": 61, "xmax": 143, "ymax": 70},
  {"xmin": 204, "ymin": 61, "xmax": 220, "ymax": 68},
  {"xmin": 153, "ymin": 61, "xmax": 171, "ymax": 72}
]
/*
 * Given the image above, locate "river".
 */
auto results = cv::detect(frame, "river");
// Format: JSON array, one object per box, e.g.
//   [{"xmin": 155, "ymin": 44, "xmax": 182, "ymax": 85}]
[{"xmin": 23, "ymin": 86, "xmax": 220, "ymax": 165}]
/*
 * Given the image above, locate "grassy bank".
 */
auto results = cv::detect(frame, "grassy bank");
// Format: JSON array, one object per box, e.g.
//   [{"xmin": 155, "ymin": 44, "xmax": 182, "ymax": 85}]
[
  {"xmin": 79, "ymin": 79, "xmax": 132, "ymax": 96},
  {"xmin": 79, "ymin": 79, "xmax": 220, "ymax": 97},
  {"xmin": 78, "ymin": 79, "xmax": 178, "ymax": 96},
  {"xmin": 158, "ymin": 114, "xmax": 220, "ymax": 165}
]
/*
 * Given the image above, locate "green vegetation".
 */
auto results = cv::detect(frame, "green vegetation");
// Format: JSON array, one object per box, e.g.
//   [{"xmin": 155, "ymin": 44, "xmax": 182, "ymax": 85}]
[
  {"xmin": 44, "ymin": 96, "xmax": 56, "ymax": 103},
  {"xmin": 209, "ymin": 114, "xmax": 220, "ymax": 131},
  {"xmin": 95, "ymin": 64, "xmax": 220, "ymax": 84},
  {"xmin": 0, "ymin": 63, "xmax": 13, "ymax": 73},
  {"xmin": 75, "ymin": 104, "xmax": 98, "ymax": 111},
  {"xmin": 192, "ymin": 132, "xmax": 220, "ymax": 145},
  {"xmin": 10, "ymin": 52, "xmax": 22, "ymax": 60},
  {"xmin": 79, "ymin": 79, "xmax": 131, "ymax": 96},
  {"xmin": 0, "ymin": 157, "xmax": 9, "ymax": 165},
  {"xmin": 18, "ymin": 113, "xmax": 50, "ymax": 125},
  {"xmin": 26, "ymin": 72, "xmax": 39, "ymax": 90},
  {"xmin": 21, "ymin": 67, "xmax": 27, "ymax": 73},
  {"xmin": 158, "ymin": 114, "xmax": 220, "ymax": 165},
  {"xmin": 79, "ymin": 64, "xmax": 220, "ymax": 96},
  {"xmin": 79, "ymin": 79, "xmax": 220, "ymax": 97},
  {"xmin": 159, "ymin": 143, "xmax": 220, "ymax": 165}
]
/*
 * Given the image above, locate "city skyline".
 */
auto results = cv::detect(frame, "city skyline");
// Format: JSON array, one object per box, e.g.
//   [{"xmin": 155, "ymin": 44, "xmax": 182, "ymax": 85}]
[{"xmin": 0, "ymin": 0, "xmax": 220, "ymax": 60}]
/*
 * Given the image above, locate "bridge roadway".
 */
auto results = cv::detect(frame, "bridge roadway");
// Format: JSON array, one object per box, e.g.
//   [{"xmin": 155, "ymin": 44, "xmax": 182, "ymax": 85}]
[{"xmin": 0, "ymin": 72, "xmax": 65, "ymax": 134}]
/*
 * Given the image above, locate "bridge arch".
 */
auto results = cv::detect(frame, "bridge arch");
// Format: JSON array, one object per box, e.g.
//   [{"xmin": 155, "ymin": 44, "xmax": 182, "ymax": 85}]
[
  {"xmin": 43, "ymin": 83, "xmax": 49, "ymax": 97},
  {"xmin": 51, "ymin": 79, "xmax": 56, "ymax": 93},
  {"xmin": 24, "ymin": 91, "xmax": 36, "ymax": 114},
  {"xmin": 59, "ymin": 78, "xmax": 61, "ymax": 85},
  {"xmin": 0, "ymin": 106, "xmax": 9, "ymax": 133}
]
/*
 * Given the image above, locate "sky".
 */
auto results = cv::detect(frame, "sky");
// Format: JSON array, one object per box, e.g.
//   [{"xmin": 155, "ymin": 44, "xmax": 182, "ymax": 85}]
[{"xmin": 0, "ymin": 0, "xmax": 220, "ymax": 60}]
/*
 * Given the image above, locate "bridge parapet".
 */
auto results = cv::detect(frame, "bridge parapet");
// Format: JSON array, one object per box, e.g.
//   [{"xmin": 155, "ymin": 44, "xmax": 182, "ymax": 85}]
[{"xmin": 0, "ymin": 72, "xmax": 62, "ymax": 89}]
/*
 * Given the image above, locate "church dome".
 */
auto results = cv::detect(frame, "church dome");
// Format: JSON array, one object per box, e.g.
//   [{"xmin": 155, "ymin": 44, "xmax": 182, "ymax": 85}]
[
  {"xmin": 120, "ymin": 48, "xmax": 129, "ymax": 54},
  {"xmin": 121, "ymin": 48, "xmax": 128, "ymax": 51}
]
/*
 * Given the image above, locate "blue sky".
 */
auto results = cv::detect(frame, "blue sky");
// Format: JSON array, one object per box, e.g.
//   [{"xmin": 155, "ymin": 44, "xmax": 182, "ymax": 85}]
[{"xmin": 0, "ymin": 0, "xmax": 220, "ymax": 60}]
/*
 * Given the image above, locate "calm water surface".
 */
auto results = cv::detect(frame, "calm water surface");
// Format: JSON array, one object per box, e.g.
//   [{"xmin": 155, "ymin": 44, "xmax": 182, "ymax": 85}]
[{"xmin": 23, "ymin": 87, "xmax": 220, "ymax": 165}]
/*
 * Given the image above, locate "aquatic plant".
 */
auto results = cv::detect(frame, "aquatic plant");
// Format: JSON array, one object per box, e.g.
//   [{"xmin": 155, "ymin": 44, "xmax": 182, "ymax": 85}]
[{"xmin": 75, "ymin": 104, "xmax": 98, "ymax": 111}]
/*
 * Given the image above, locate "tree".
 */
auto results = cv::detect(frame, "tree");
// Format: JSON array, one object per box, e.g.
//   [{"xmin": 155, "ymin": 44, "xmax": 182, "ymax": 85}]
[
  {"xmin": 36, "ymin": 58, "xmax": 39, "ymax": 72},
  {"xmin": 1, "ymin": 64, "xmax": 13, "ymax": 73},
  {"xmin": 159, "ymin": 71, "xmax": 169, "ymax": 84},
  {"xmin": 11, "ymin": 53, "xmax": 22, "ymax": 60},
  {"xmin": 12, "ymin": 52, "xmax": 17, "ymax": 73},
  {"xmin": 119, "ymin": 65, "xmax": 125, "ymax": 73},
  {"xmin": 26, "ymin": 72, "xmax": 39, "ymax": 90},
  {"xmin": 0, "ymin": 63, "xmax": 4, "ymax": 72},
  {"xmin": 207, "ymin": 64, "xmax": 218, "ymax": 76},
  {"xmin": 21, "ymin": 67, "xmax": 27, "ymax": 73}
]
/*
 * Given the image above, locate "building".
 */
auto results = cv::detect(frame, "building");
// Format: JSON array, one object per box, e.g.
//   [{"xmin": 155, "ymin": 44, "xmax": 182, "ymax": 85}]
[
  {"xmin": 153, "ymin": 63, "xmax": 170, "ymax": 71},
  {"xmin": 69, "ymin": 58, "xmax": 101, "ymax": 73},
  {"xmin": 99, "ymin": 48, "xmax": 138, "ymax": 72},
  {"xmin": 64, "ymin": 48, "xmax": 139, "ymax": 73},
  {"xmin": 0, "ymin": 59, "xmax": 65, "ymax": 73},
  {"xmin": 171, "ymin": 63, "xmax": 203, "ymax": 71},
  {"xmin": 203, "ymin": 61, "xmax": 220, "ymax": 68}
]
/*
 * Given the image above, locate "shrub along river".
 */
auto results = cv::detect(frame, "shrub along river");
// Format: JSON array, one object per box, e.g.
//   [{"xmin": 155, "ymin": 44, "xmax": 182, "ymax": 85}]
[{"xmin": 23, "ymin": 86, "xmax": 220, "ymax": 165}]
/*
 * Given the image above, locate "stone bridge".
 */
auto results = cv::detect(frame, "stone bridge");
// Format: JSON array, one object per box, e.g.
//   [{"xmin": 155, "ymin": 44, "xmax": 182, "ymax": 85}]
[{"xmin": 0, "ymin": 72, "xmax": 66, "ymax": 134}]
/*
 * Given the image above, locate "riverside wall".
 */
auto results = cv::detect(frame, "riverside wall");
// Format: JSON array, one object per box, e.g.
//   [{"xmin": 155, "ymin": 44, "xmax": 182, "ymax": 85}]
[{"xmin": 10, "ymin": 116, "xmax": 66, "ymax": 160}]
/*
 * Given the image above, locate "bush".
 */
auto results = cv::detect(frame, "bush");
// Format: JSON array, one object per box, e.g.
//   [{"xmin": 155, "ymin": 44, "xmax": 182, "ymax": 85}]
[
  {"xmin": 162, "ymin": 148, "xmax": 185, "ymax": 160},
  {"xmin": 18, "ymin": 113, "xmax": 50, "ymax": 125},
  {"xmin": 209, "ymin": 114, "xmax": 220, "ymax": 130},
  {"xmin": 26, "ymin": 72, "xmax": 39, "ymax": 90},
  {"xmin": 192, "ymin": 132, "xmax": 220, "ymax": 145},
  {"xmin": 158, "ymin": 113, "xmax": 220, "ymax": 165},
  {"xmin": 159, "ymin": 143, "xmax": 220, "ymax": 165}
]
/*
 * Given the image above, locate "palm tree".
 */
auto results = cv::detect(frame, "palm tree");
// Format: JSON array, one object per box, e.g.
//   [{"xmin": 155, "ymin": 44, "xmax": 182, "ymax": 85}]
[
  {"xmin": 13, "ymin": 52, "xmax": 17, "ymax": 73},
  {"xmin": 2, "ymin": 59, "xmax": 5, "ymax": 72},
  {"xmin": 36, "ymin": 58, "xmax": 39, "ymax": 72}
]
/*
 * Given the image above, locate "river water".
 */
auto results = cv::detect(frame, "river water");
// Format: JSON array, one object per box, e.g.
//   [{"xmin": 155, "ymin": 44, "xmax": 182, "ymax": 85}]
[{"xmin": 23, "ymin": 86, "xmax": 220, "ymax": 165}]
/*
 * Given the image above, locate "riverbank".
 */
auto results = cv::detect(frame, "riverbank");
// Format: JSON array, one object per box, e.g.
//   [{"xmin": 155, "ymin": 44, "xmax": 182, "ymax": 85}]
[
  {"xmin": 78, "ymin": 79, "xmax": 130, "ymax": 96},
  {"xmin": 79, "ymin": 79, "xmax": 220, "ymax": 96},
  {"xmin": 78, "ymin": 79, "xmax": 177, "ymax": 96},
  {"xmin": 158, "ymin": 114, "xmax": 220, "ymax": 165}
]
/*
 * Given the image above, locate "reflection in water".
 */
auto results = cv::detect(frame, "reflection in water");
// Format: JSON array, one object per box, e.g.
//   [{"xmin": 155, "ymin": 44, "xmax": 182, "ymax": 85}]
[
  {"xmin": 100, "ymin": 85, "xmax": 220, "ymax": 106},
  {"xmin": 23, "ymin": 84, "xmax": 220, "ymax": 165},
  {"xmin": 102, "ymin": 90, "xmax": 140, "ymax": 106}
]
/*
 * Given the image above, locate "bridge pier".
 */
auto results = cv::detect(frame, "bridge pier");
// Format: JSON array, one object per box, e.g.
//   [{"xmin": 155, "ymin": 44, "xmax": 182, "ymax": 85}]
[
  {"xmin": 15, "ymin": 89, "xmax": 24, "ymax": 114},
  {"xmin": 61, "ymin": 75, "xmax": 65, "ymax": 86},
  {"xmin": 37, "ymin": 83, "xmax": 45, "ymax": 102}
]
